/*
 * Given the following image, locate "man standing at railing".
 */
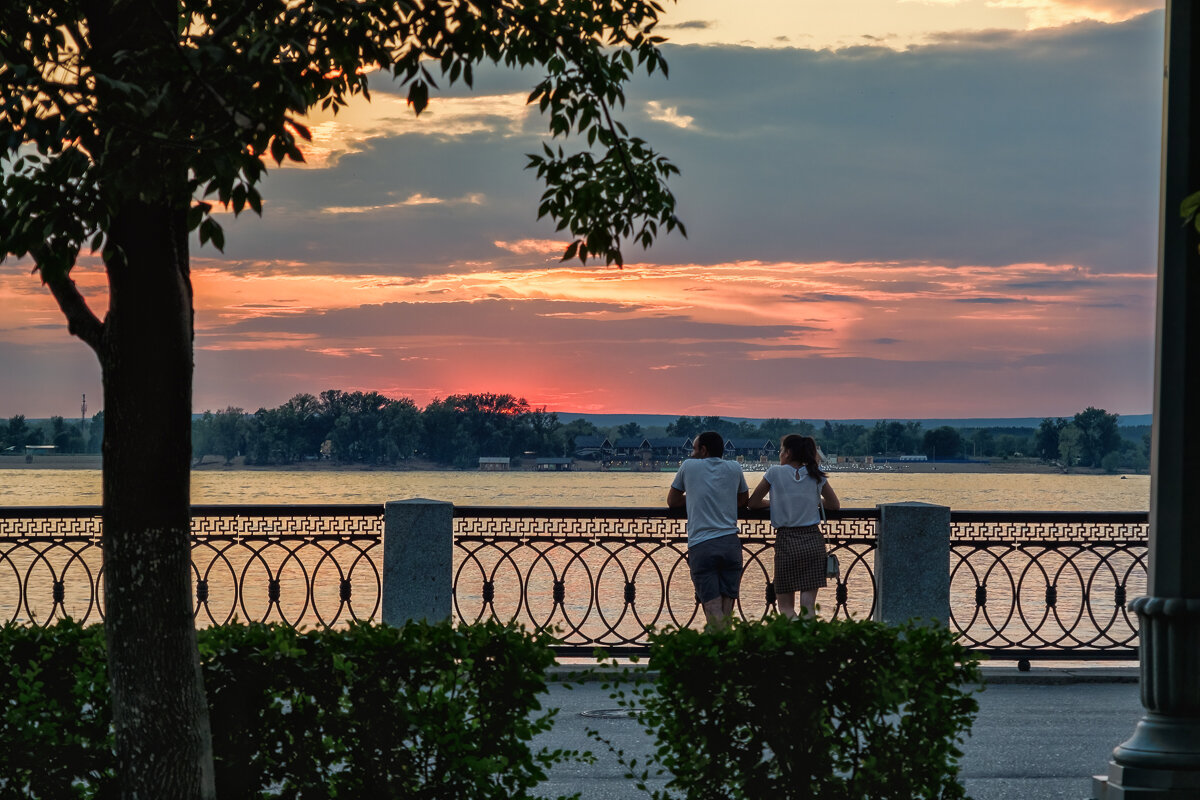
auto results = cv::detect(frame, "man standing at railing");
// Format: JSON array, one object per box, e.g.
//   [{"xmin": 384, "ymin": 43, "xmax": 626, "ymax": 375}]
[{"xmin": 667, "ymin": 431, "xmax": 750, "ymax": 627}]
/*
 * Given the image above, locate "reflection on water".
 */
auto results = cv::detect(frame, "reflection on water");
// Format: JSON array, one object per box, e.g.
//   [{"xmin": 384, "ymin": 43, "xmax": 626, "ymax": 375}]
[{"xmin": 0, "ymin": 468, "xmax": 1152, "ymax": 511}]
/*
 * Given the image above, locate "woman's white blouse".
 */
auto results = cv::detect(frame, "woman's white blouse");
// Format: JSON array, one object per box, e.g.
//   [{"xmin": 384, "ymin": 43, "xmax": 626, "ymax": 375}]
[{"xmin": 763, "ymin": 464, "xmax": 825, "ymax": 528}]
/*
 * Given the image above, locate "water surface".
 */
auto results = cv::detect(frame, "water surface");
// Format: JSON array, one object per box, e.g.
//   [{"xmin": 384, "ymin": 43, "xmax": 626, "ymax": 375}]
[{"xmin": 0, "ymin": 467, "xmax": 1151, "ymax": 511}]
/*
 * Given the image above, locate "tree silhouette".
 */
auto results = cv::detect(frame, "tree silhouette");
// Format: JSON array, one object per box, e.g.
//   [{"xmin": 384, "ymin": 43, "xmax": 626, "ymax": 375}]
[{"xmin": 0, "ymin": 2, "xmax": 681, "ymax": 796}]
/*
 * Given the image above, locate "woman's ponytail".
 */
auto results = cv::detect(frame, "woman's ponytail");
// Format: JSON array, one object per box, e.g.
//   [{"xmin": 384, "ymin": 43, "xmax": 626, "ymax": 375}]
[{"xmin": 781, "ymin": 434, "xmax": 827, "ymax": 480}]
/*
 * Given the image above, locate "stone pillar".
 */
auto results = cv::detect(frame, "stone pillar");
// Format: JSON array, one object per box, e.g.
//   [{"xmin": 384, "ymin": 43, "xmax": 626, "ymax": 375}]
[
  {"xmin": 382, "ymin": 499, "xmax": 453, "ymax": 626},
  {"xmin": 873, "ymin": 502, "xmax": 950, "ymax": 626},
  {"xmin": 1094, "ymin": 3, "xmax": 1200, "ymax": 797}
]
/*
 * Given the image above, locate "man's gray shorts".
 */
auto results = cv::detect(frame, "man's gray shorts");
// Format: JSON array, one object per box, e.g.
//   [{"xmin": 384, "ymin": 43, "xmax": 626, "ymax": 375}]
[{"xmin": 688, "ymin": 534, "xmax": 743, "ymax": 604}]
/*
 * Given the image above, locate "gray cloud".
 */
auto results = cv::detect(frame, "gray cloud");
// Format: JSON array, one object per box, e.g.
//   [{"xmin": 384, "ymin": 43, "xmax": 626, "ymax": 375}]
[
  {"xmin": 210, "ymin": 299, "xmax": 823, "ymax": 343},
  {"xmin": 661, "ymin": 20, "xmax": 714, "ymax": 31},
  {"xmin": 783, "ymin": 292, "xmax": 869, "ymax": 303},
  {"xmin": 1003, "ymin": 278, "xmax": 1092, "ymax": 290},
  {"xmin": 204, "ymin": 12, "xmax": 1163, "ymax": 278}
]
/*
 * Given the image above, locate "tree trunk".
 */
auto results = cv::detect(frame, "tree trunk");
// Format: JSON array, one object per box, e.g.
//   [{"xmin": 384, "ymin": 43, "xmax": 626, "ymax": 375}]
[{"xmin": 101, "ymin": 199, "xmax": 216, "ymax": 799}]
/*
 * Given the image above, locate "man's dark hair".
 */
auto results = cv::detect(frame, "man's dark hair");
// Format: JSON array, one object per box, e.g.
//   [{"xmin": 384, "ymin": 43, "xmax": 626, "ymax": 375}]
[{"xmin": 695, "ymin": 430, "xmax": 725, "ymax": 457}]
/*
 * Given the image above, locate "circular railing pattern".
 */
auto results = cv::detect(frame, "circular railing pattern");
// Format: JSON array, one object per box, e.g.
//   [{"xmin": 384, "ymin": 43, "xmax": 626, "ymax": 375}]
[
  {"xmin": 0, "ymin": 506, "xmax": 1148, "ymax": 660},
  {"xmin": 949, "ymin": 513, "xmax": 1147, "ymax": 659},
  {"xmin": 452, "ymin": 508, "xmax": 879, "ymax": 653},
  {"xmin": 0, "ymin": 505, "xmax": 382, "ymax": 629},
  {"xmin": 950, "ymin": 540, "xmax": 1146, "ymax": 656}
]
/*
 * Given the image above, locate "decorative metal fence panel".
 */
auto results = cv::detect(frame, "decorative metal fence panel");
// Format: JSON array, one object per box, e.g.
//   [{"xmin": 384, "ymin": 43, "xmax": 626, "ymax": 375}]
[
  {"xmin": 452, "ymin": 508, "xmax": 878, "ymax": 654},
  {"xmin": 0, "ymin": 506, "xmax": 1149, "ymax": 661},
  {"xmin": 949, "ymin": 512, "xmax": 1148, "ymax": 660},
  {"xmin": 0, "ymin": 507, "xmax": 105, "ymax": 626},
  {"xmin": 0, "ymin": 505, "xmax": 383, "ymax": 630}
]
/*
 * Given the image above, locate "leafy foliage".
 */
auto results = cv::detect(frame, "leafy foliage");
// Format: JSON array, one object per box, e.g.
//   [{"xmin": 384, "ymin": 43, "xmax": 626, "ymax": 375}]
[
  {"xmin": 1071, "ymin": 406, "xmax": 1122, "ymax": 469},
  {"xmin": 0, "ymin": 620, "xmax": 112, "ymax": 799},
  {"xmin": 1182, "ymin": 189, "xmax": 1200, "ymax": 237},
  {"xmin": 207, "ymin": 390, "xmax": 565, "ymax": 466},
  {"xmin": 597, "ymin": 615, "xmax": 980, "ymax": 800},
  {"xmin": 0, "ymin": 618, "xmax": 581, "ymax": 799},
  {"xmin": 923, "ymin": 425, "xmax": 964, "ymax": 460},
  {"xmin": 0, "ymin": 0, "xmax": 682, "ymax": 275}
]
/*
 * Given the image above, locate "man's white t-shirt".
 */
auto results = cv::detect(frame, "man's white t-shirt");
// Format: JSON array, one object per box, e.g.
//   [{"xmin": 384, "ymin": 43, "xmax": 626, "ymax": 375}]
[
  {"xmin": 762, "ymin": 464, "xmax": 825, "ymax": 529},
  {"xmin": 671, "ymin": 457, "xmax": 749, "ymax": 547}
]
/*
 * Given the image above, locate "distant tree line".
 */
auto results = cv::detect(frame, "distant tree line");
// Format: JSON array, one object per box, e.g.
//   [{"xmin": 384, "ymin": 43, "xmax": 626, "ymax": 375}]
[
  {"xmin": 0, "ymin": 413, "xmax": 104, "ymax": 454},
  {"xmin": 198, "ymin": 397, "xmax": 1145, "ymax": 472},
  {"xmin": 192, "ymin": 391, "xmax": 570, "ymax": 470},
  {"xmin": 0, "ymin": 396, "xmax": 1148, "ymax": 473}
]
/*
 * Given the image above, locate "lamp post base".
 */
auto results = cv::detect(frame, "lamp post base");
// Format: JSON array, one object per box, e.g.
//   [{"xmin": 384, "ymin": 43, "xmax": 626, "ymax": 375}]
[
  {"xmin": 1092, "ymin": 598, "xmax": 1200, "ymax": 799},
  {"xmin": 1093, "ymin": 763, "xmax": 1200, "ymax": 799}
]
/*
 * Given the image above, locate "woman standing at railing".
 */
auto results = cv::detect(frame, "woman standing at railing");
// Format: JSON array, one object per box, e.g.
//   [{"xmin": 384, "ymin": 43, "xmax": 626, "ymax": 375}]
[{"xmin": 748, "ymin": 435, "xmax": 840, "ymax": 619}]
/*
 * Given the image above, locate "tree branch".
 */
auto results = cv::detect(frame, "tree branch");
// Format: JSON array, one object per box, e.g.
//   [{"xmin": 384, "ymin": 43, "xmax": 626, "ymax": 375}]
[{"xmin": 45, "ymin": 274, "xmax": 104, "ymax": 353}]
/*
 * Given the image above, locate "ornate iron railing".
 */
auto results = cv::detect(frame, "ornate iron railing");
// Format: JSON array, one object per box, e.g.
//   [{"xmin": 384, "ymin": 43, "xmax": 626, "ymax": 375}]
[
  {"xmin": 0, "ymin": 506, "xmax": 1148, "ymax": 661},
  {"xmin": 949, "ymin": 512, "xmax": 1147, "ymax": 661},
  {"xmin": 453, "ymin": 507, "xmax": 878, "ymax": 655},
  {"xmin": 0, "ymin": 505, "xmax": 383, "ymax": 629}
]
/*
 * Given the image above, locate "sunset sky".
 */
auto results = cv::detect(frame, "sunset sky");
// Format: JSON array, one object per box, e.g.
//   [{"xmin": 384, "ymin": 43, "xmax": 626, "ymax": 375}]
[{"xmin": 2, "ymin": 0, "xmax": 1166, "ymax": 421}]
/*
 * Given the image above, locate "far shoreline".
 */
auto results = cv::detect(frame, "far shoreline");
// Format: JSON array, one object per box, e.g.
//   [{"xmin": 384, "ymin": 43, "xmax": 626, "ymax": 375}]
[{"xmin": 0, "ymin": 453, "xmax": 1143, "ymax": 477}]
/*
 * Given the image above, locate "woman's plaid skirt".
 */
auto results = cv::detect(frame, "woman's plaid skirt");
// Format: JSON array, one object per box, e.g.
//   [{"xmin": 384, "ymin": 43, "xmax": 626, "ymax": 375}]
[{"xmin": 774, "ymin": 524, "xmax": 827, "ymax": 593}]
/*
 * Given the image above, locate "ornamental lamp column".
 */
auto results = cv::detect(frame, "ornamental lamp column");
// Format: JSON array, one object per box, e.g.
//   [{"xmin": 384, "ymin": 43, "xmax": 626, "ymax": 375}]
[{"xmin": 1093, "ymin": 2, "xmax": 1200, "ymax": 796}]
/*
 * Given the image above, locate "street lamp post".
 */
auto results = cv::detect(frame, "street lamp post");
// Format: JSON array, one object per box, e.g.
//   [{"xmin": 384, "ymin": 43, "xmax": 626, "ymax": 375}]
[{"xmin": 1093, "ymin": 3, "xmax": 1200, "ymax": 796}]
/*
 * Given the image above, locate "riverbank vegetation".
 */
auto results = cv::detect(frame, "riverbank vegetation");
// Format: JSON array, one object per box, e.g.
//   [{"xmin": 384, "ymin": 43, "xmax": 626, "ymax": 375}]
[{"xmin": 1, "ymin": 396, "xmax": 1149, "ymax": 473}]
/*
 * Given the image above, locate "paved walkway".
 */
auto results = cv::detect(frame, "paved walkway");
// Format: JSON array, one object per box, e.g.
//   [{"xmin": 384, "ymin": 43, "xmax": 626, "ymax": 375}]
[{"xmin": 534, "ymin": 665, "xmax": 1144, "ymax": 800}]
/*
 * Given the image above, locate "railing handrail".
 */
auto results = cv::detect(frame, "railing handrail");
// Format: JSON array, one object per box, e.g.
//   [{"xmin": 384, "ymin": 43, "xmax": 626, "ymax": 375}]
[{"xmin": 0, "ymin": 505, "xmax": 1150, "ymax": 522}]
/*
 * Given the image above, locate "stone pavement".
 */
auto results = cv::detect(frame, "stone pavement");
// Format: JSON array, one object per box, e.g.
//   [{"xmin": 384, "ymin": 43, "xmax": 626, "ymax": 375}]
[{"xmin": 532, "ymin": 665, "xmax": 1144, "ymax": 800}]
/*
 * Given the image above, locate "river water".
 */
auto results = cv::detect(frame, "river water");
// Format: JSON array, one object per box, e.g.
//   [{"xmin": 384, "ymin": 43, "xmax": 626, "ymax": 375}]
[{"xmin": 0, "ymin": 467, "xmax": 1152, "ymax": 511}]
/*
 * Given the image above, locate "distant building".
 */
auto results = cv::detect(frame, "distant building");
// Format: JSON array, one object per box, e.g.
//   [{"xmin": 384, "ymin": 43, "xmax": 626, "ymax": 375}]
[
  {"xmin": 899, "ymin": 454, "xmax": 928, "ymax": 462},
  {"xmin": 478, "ymin": 457, "xmax": 510, "ymax": 471},
  {"xmin": 572, "ymin": 435, "xmax": 613, "ymax": 459},
  {"xmin": 613, "ymin": 437, "xmax": 651, "ymax": 459},
  {"xmin": 725, "ymin": 439, "xmax": 778, "ymax": 463},
  {"xmin": 536, "ymin": 458, "xmax": 574, "ymax": 471},
  {"xmin": 646, "ymin": 437, "xmax": 691, "ymax": 461}
]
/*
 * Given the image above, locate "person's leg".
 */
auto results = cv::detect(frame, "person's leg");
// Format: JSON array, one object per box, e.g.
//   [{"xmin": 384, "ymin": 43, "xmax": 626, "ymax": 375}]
[
  {"xmin": 691, "ymin": 539, "xmax": 725, "ymax": 626},
  {"xmin": 712, "ymin": 535, "xmax": 741, "ymax": 627},
  {"xmin": 776, "ymin": 591, "xmax": 797, "ymax": 619},
  {"xmin": 799, "ymin": 589, "xmax": 819, "ymax": 617},
  {"xmin": 701, "ymin": 596, "xmax": 729, "ymax": 627}
]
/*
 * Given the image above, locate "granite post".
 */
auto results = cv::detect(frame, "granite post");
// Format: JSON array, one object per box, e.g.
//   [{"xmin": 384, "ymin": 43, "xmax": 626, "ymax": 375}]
[
  {"xmin": 382, "ymin": 499, "xmax": 453, "ymax": 626},
  {"xmin": 873, "ymin": 502, "xmax": 950, "ymax": 626},
  {"xmin": 1093, "ymin": 2, "xmax": 1200, "ymax": 796}
]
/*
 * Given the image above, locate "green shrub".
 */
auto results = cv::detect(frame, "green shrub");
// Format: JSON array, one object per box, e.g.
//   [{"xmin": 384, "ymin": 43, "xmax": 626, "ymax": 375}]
[
  {"xmin": 602, "ymin": 615, "xmax": 980, "ymax": 800},
  {"xmin": 0, "ymin": 619, "xmax": 580, "ymax": 799},
  {"xmin": 0, "ymin": 619, "xmax": 113, "ymax": 799}
]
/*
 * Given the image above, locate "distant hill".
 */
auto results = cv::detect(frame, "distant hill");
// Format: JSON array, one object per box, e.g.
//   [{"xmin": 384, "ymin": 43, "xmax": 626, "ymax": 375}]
[{"xmin": 556, "ymin": 413, "xmax": 1153, "ymax": 430}]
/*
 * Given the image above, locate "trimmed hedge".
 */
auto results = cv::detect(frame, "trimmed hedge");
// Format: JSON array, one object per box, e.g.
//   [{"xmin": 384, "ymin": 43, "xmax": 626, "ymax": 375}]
[
  {"xmin": 0, "ymin": 619, "xmax": 579, "ymax": 799},
  {"xmin": 603, "ymin": 615, "xmax": 981, "ymax": 800}
]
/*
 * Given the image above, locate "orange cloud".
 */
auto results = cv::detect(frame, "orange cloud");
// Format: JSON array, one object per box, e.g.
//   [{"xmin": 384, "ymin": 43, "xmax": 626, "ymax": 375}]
[{"xmin": 1, "ymin": 254, "xmax": 1153, "ymax": 418}]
